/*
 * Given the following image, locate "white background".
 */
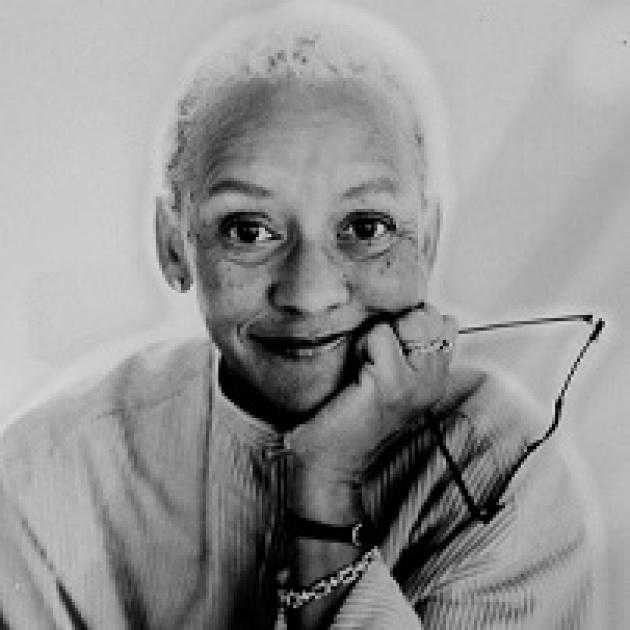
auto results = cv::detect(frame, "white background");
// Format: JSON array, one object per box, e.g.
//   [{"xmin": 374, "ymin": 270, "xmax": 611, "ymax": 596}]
[{"xmin": 1, "ymin": 0, "xmax": 629, "ymax": 625}]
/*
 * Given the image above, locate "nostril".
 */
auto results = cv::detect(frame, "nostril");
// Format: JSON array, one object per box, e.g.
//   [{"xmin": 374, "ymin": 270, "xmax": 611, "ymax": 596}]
[
  {"xmin": 268, "ymin": 265, "xmax": 351, "ymax": 315},
  {"xmin": 267, "ymin": 240, "xmax": 352, "ymax": 314},
  {"xmin": 267, "ymin": 284, "xmax": 302, "ymax": 315}
]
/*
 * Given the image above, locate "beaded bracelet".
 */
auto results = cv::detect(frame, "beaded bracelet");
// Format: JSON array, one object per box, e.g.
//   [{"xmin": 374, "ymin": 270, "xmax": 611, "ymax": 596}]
[{"xmin": 278, "ymin": 546, "xmax": 379, "ymax": 610}]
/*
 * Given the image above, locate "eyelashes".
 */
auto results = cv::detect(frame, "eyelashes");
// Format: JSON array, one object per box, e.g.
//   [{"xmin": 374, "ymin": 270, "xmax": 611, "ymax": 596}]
[
  {"xmin": 218, "ymin": 211, "xmax": 397, "ymax": 244},
  {"xmin": 337, "ymin": 211, "xmax": 396, "ymax": 242},
  {"xmin": 194, "ymin": 209, "xmax": 412, "ymax": 263},
  {"xmin": 220, "ymin": 214, "xmax": 282, "ymax": 244}
]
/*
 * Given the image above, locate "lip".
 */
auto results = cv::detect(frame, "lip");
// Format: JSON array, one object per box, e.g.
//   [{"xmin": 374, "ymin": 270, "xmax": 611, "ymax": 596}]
[{"xmin": 250, "ymin": 331, "xmax": 349, "ymax": 359}]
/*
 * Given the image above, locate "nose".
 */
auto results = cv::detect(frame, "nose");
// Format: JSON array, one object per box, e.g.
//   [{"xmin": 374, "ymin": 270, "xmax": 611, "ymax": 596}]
[{"xmin": 269, "ymin": 239, "xmax": 350, "ymax": 315}]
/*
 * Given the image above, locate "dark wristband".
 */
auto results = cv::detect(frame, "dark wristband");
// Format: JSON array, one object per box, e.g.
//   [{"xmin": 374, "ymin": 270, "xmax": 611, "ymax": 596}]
[{"xmin": 286, "ymin": 511, "xmax": 376, "ymax": 548}]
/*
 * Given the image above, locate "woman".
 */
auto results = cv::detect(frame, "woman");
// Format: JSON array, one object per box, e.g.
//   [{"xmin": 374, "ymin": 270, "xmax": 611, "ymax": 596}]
[{"xmin": 0, "ymin": 4, "xmax": 594, "ymax": 628}]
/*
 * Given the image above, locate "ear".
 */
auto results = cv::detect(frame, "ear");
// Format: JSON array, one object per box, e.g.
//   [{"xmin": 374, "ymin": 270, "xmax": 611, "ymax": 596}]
[
  {"xmin": 420, "ymin": 193, "xmax": 441, "ymax": 271},
  {"xmin": 155, "ymin": 196, "xmax": 193, "ymax": 292}
]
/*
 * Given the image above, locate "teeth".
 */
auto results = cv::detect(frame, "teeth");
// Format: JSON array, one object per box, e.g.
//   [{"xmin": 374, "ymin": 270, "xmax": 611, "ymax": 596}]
[{"xmin": 274, "ymin": 335, "xmax": 345, "ymax": 358}]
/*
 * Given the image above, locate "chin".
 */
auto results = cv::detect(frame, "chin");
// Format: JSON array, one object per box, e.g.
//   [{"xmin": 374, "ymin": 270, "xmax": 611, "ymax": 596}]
[
  {"xmin": 247, "ymin": 336, "xmax": 355, "ymax": 412},
  {"xmin": 261, "ymin": 371, "xmax": 343, "ymax": 418},
  {"xmin": 217, "ymin": 329, "xmax": 360, "ymax": 426}
]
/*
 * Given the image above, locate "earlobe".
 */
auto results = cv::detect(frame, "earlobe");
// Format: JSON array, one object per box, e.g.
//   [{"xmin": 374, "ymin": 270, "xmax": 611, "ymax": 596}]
[{"xmin": 155, "ymin": 196, "xmax": 193, "ymax": 293}]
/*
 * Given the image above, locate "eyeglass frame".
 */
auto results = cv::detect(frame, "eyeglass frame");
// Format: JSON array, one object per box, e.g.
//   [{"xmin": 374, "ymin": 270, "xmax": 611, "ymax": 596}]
[{"xmin": 426, "ymin": 313, "xmax": 605, "ymax": 526}]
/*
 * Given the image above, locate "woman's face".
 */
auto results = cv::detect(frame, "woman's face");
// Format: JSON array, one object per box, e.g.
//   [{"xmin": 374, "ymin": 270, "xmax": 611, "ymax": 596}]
[{"xmin": 185, "ymin": 78, "xmax": 439, "ymax": 416}]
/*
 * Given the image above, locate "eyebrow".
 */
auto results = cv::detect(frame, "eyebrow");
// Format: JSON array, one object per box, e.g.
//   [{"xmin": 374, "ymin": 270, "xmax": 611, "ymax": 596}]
[
  {"xmin": 207, "ymin": 178, "xmax": 272, "ymax": 199},
  {"xmin": 341, "ymin": 177, "xmax": 398, "ymax": 200}
]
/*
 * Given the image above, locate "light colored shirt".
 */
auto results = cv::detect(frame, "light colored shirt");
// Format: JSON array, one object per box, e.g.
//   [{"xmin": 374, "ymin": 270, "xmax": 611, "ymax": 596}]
[{"xmin": 0, "ymin": 338, "xmax": 593, "ymax": 629}]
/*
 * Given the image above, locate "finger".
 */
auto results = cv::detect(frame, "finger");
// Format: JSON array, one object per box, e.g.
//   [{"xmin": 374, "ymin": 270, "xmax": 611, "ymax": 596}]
[
  {"xmin": 394, "ymin": 302, "xmax": 443, "ymax": 346},
  {"xmin": 395, "ymin": 304, "xmax": 451, "ymax": 369},
  {"xmin": 401, "ymin": 320, "xmax": 457, "ymax": 378},
  {"xmin": 359, "ymin": 322, "xmax": 405, "ymax": 387}
]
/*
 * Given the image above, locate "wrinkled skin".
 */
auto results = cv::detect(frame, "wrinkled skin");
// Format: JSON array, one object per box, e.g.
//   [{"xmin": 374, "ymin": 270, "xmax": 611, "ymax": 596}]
[{"xmin": 156, "ymin": 77, "xmax": 456, "ymax": 478}]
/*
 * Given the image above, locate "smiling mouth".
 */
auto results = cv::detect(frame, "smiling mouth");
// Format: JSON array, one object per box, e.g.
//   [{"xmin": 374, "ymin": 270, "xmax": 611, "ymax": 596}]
[{"xmin": 250, "ymin": 331, "xmax": 349, "ymax": 359}]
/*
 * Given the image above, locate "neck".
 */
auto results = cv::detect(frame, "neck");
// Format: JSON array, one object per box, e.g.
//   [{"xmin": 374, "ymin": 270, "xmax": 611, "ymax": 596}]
[
  {"xmin": 217, "ymin": 358, "xmax": 306, "ymax": 431},
  {"xmin": 217, "ymin": 353, "xmax": 362, "ymax": 432}
]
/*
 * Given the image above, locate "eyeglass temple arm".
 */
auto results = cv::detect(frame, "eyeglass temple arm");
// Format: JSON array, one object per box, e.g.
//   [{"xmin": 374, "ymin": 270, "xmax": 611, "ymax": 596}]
[
  {"xmin": 432, "ymin": 314, "xmax": 605, "ymax": 525},
  {"xmin": 458, "ymin": 313, "xmax": 596, "ymax": 335}
]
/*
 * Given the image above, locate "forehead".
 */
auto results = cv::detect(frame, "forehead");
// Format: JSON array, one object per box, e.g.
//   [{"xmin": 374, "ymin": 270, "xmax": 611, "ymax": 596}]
[{"xmin": 189, "ymin": 77, "xmax": 421, "ymax": 194}]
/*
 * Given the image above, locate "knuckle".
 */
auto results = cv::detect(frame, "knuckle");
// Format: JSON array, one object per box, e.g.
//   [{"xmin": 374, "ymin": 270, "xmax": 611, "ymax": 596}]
[
  {"xmin": 358, "ymin": 365, "xmax": 378, "ymax": 390},
  {"xmin": 397, "ymin": 311, "xmax": 430, "ymax": 340},
  {"xmin": 369, "ymin": 322, "xmax": 397, "ymax": 347},
  {"xmin": 420, "ymin": 301, "xmax": 438, "ymax": 317}
]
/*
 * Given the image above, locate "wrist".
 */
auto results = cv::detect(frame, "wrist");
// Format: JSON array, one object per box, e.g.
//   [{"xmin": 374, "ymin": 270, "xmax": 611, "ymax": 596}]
[{"xmin": 287, "ymin": 511, "xmax": 376, "ymax": 550}]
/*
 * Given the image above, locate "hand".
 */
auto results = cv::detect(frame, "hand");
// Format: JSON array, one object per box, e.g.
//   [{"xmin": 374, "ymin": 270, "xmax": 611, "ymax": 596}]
[{"xmin": 287, "ymin": 303, "xmax": 457, "ymax": 515}]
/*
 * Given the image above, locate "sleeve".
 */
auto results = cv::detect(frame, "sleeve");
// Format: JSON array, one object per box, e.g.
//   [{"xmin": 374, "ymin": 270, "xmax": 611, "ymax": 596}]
[
  {"xmin": 408, "ymin": 395, "xmax": 595, "ymax": 630},
  {"xmin": 329, "ymin": 553, "xmax": 424, "ymax": 629},
  {"xmin": 414, "ymin": 439, "xmax": 595, "ymax": 629},
  {"xmin": 327, "ymin": 450, "xmax": 594, "ymax": 630},
  {"xmin": 0, "ymin": 483, "xmax": 75, "ymax": 630},
  {"xmin": 330, "ymin": 373, "xmax": 597, "ymax": 630}
]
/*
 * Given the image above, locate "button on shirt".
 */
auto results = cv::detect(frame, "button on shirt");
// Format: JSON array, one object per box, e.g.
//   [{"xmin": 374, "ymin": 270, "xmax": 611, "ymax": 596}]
[{"xmin": 0, "ymin": 339, "xmax": 594, "ymax": 628}]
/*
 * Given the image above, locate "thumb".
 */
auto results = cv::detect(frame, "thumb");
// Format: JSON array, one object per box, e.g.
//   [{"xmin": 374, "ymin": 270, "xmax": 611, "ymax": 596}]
[{"xmin": 358, "ymin": 322, "xmax": 403, "ymax": 390}]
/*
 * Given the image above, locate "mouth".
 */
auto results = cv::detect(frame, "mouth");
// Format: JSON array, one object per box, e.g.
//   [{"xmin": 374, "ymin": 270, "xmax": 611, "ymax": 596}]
[{"xmin": 250, "ymin": 331, "xmax": 349, "ymax": 359}]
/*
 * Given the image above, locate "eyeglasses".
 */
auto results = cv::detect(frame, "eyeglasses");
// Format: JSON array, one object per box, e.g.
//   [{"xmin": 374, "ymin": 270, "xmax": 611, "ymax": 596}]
[{"xmin": 428, "ymin": 313, "xmax": 605, "ymax": 525}]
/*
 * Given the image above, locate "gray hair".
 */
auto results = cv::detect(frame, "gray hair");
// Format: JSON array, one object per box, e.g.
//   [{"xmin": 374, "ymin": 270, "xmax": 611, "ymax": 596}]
[{"xmin": 156, "ymin": 1, "xmax": 454, "ymax": 219}]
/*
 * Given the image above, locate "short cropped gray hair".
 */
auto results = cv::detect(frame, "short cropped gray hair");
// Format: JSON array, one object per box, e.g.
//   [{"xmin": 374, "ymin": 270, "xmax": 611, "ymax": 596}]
[{"xmin": 156, "ymin": 1, "xmax": 454, "ymax": 219}]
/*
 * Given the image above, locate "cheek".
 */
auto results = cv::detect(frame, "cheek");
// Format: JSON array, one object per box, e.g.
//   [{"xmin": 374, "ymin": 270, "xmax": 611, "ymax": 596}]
[
  {"xmin": 194, "ymin": 253, "xmax": 270, "ymax": 321},
  {"xmin": 352, "ymin": 242, "xmax": 425, "ymax": 310}
]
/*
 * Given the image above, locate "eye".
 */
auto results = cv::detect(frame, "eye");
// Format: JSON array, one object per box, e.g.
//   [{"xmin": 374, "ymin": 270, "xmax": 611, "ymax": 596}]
[
  {"xmin": 338, "ymin": 212, "xmax": 396, "ymax": 242},
  {"xmin": 226, "ymin": 222, "xmax": 275, "ymax": 244},
  {"xmin": 221, "ymin": 214, "xmax": 281, "ymax": 245}
]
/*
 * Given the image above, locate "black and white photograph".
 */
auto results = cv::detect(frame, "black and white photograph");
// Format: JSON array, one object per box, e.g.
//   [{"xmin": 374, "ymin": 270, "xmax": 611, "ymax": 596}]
[{"xmin": 1, "ymin": 1, "xmax": 628, "ymax": 628}]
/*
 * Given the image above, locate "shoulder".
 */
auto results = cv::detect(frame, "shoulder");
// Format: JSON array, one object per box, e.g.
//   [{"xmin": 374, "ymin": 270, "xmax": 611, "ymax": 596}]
[
  {"xmin": 0, "ymin": 337, "xmax": 214, "ymax": 497},
  {"xmin": 426, "ymin": 365, "xmax": 540, "ymax": 494},
  {"xmin": 438, "ymin": 365, "xmax": 542, "ymax": 443}
]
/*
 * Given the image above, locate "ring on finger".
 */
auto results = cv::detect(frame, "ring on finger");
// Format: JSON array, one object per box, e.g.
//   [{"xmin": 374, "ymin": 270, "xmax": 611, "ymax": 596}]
[{"xmin": 400, "ymin": 338, "xmax": 452, "ymax": 357}]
